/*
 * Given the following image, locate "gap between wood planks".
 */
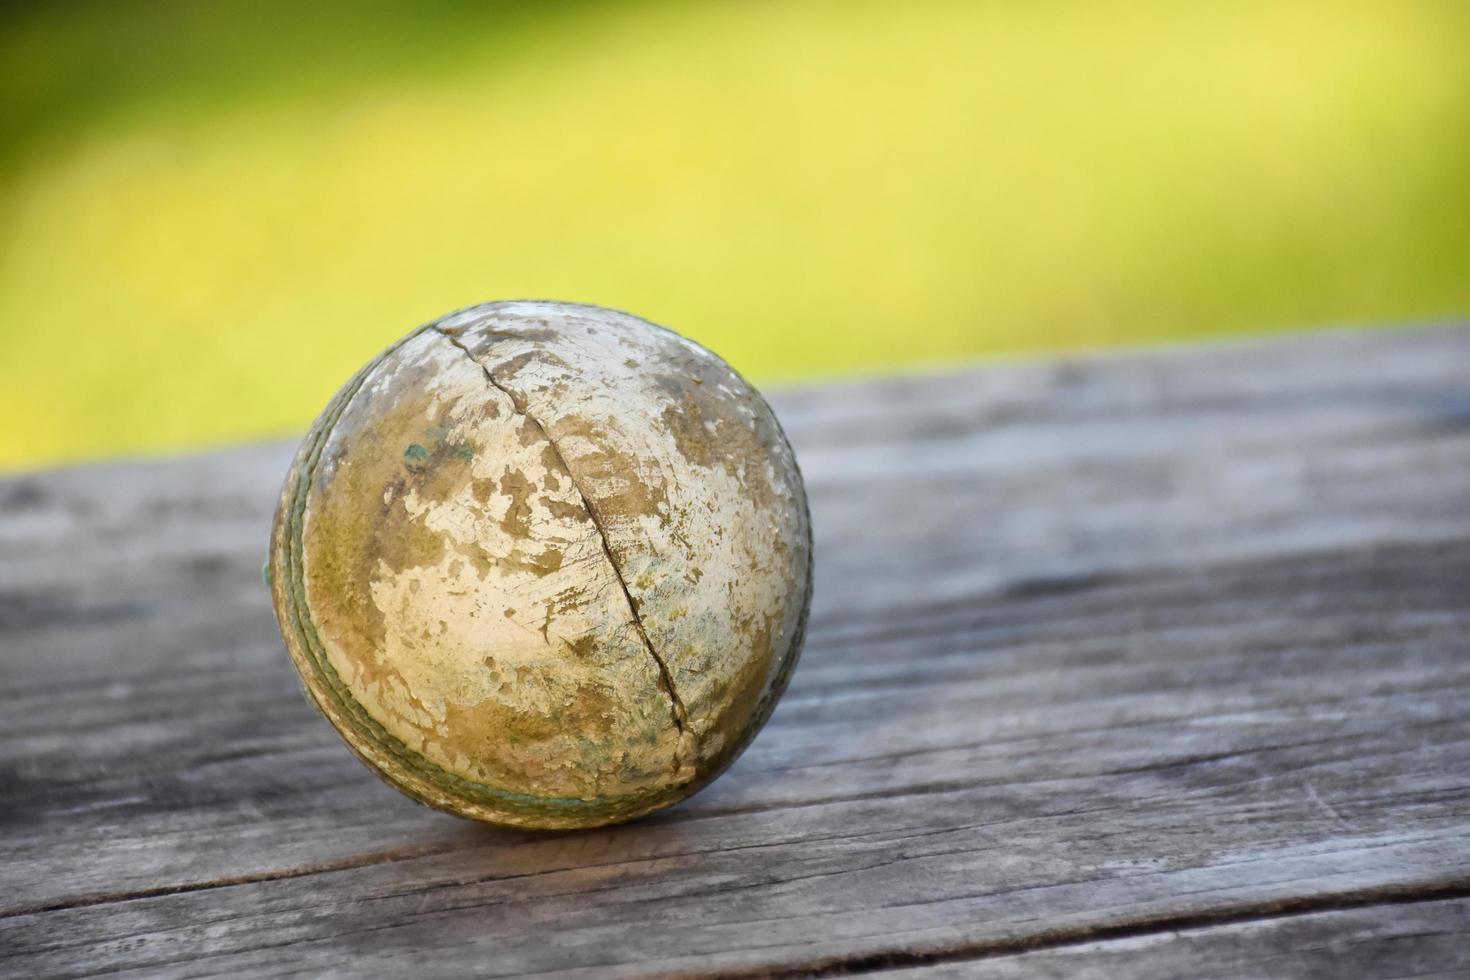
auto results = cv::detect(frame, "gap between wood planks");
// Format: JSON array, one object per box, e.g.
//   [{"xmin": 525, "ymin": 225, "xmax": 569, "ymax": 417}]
[
  {"xmin": 0, "ymin": 842, "xmax": 463, "ymax": 920},
  {"xmin": 703, "ymin": 878, "xmax": 1470, "ymax": 978}
]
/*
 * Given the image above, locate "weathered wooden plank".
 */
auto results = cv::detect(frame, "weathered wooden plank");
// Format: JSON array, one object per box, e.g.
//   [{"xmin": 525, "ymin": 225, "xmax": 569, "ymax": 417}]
[
  {"xmin": 1, "ymin": 324, "xmax": 1468, "ymax": 977},
  {"xmin": 867, "ymin": 896, "xmax": 1470, "ymax": 979},
  {"xmin": 5, "ymin": 542, "xmax": 1468, "ymax": 977}
]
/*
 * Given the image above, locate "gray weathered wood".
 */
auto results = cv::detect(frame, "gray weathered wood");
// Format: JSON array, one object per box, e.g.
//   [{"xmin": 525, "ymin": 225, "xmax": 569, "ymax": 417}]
[
  {"xmin": 2, "ymin": 324, "xmax": 1468, "ymax": 977},
  {"xmin": 870, "ymin": 897, "xmax": 1470, "ymax": 979}
]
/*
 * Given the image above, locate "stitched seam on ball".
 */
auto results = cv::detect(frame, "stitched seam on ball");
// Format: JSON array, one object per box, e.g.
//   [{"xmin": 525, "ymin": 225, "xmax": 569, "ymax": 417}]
[
  {"xmin": 281, "ymin": 325, "xmax": 681, "ymax": 820},
  {"xmin": 433, "ymin": 326, "xmax": 697, "ymax": 781}
]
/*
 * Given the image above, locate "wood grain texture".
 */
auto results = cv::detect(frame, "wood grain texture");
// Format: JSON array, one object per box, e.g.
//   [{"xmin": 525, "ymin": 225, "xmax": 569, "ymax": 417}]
[
  {"xmin": 868, "ymin": 897, "xmax": 1470, "ymax": 979},
  {"xmin": 2, "ymin": 324, "xmax": 1468, "ymax": 977}
]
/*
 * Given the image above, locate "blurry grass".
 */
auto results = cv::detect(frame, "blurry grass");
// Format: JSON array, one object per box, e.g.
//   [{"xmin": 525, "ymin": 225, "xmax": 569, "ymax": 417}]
[{"xmin": 2, "ymin": 0, "xmax": 1468, "ymax": 469}]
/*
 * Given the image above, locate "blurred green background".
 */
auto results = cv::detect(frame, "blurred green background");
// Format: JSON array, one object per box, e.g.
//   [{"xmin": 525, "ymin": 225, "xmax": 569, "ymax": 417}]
[{"xmin": 2, "ymin": 0, "xmax": 1468, "ymax": 470}]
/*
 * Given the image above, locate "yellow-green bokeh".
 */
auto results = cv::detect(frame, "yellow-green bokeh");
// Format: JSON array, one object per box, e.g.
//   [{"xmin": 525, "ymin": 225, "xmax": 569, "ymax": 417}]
[{"xmin": 2, "ymin": 0, "xmax": 1468, "ymax": 469}]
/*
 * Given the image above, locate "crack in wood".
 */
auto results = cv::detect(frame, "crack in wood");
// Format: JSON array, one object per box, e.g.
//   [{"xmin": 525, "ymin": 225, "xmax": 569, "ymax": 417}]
[
  {"xmin": 703, "ymin": 879, "xmax": 1470, "ymax": 979},
  {"xmin": 0, "ymin": 842, "xmax": 467, "ymax": 921}
]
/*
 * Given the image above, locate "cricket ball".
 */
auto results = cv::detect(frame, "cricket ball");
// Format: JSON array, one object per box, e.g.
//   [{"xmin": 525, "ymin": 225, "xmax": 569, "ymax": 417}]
[{"xmin": 267, "ymin": 301, "xmax": 812, "ymax": 828}]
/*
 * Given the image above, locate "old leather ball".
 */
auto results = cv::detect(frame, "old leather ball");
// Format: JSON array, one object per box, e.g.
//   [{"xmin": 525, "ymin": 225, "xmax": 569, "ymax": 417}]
[{"xmin": 267, "ymin": 301, "xmax": 812, "ymax": 828}]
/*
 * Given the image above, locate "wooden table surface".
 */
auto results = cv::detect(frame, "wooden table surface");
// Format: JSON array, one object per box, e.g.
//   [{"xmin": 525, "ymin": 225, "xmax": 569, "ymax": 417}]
[{"xmin": 3, "ymin": 325, "xmax": 1469, "ymax": 978}]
